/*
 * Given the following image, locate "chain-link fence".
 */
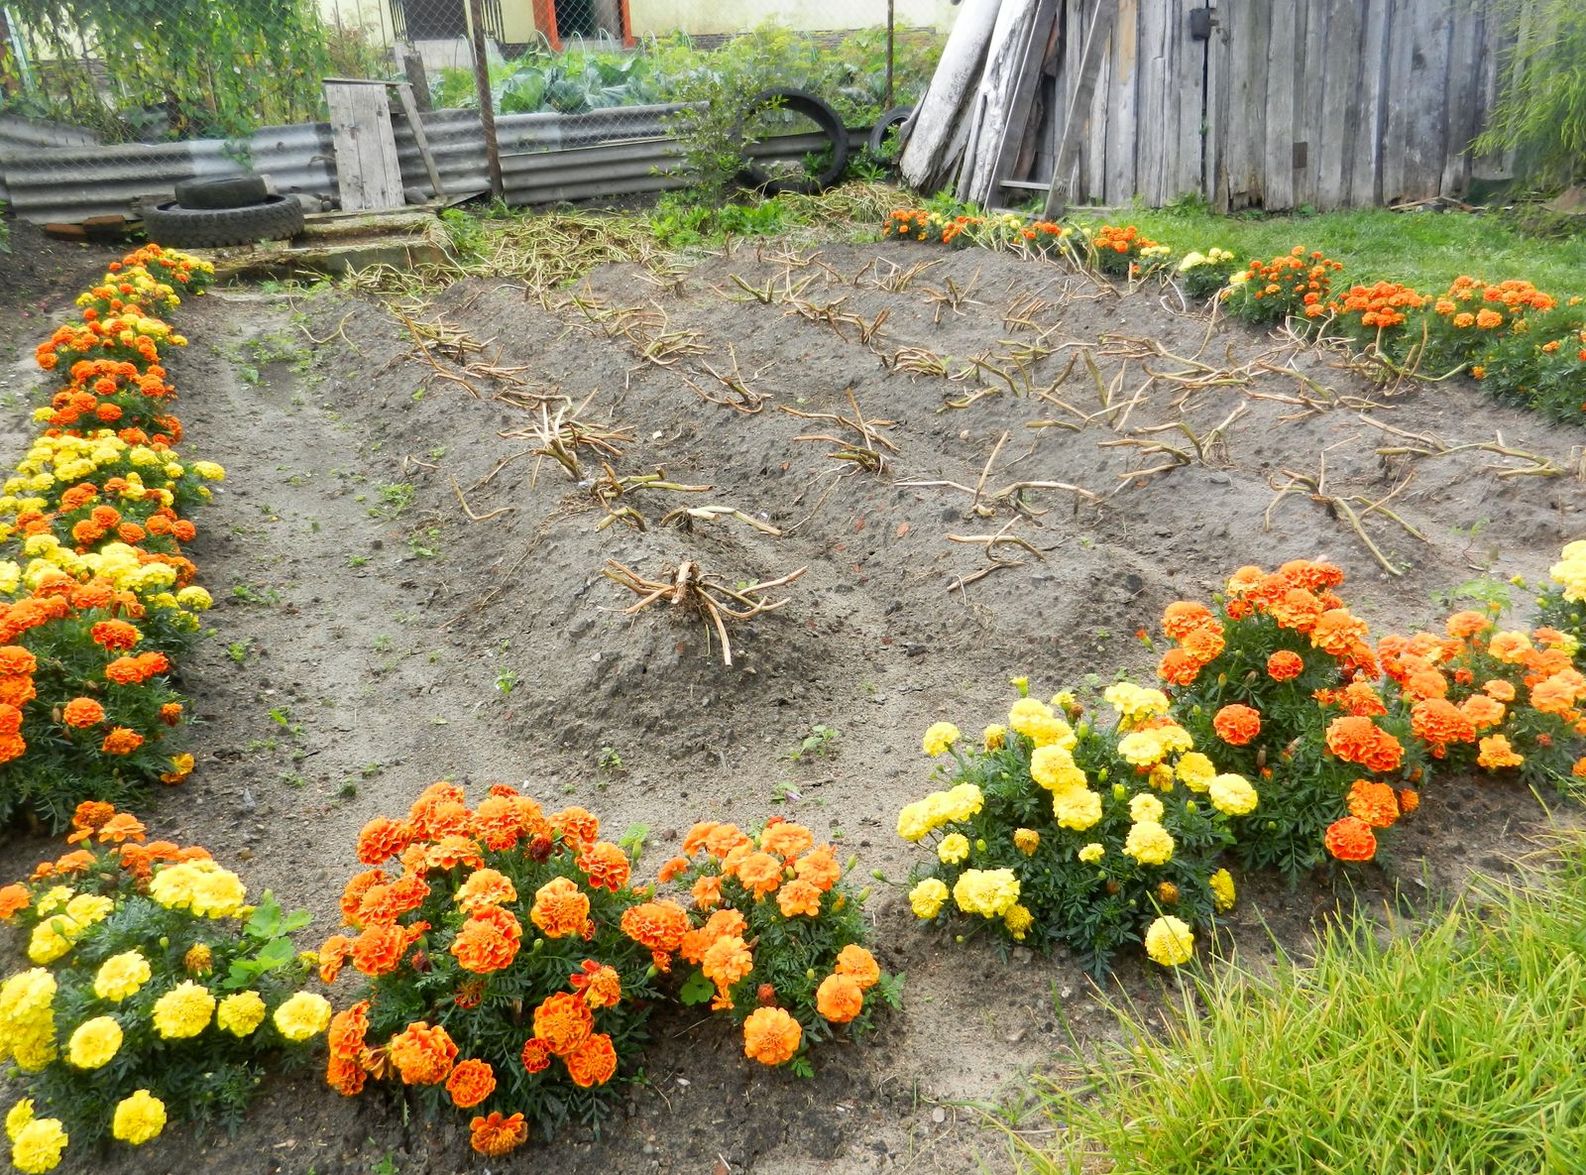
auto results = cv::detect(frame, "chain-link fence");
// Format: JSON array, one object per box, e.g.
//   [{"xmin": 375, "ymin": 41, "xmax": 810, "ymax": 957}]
[{"xmin": 0, "ymin": 0, "xmax": 949, "ymax": 222}]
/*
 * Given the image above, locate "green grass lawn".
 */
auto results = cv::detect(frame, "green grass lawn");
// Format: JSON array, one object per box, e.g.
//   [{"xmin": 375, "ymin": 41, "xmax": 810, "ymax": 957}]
[
  {"xmin": 1025, "ymin": 835, "xmax": 1586, "ymax": 1173},
  {"xmin": 1075, "ymin": 205, "xmax": 1586, "ymax": 295}
]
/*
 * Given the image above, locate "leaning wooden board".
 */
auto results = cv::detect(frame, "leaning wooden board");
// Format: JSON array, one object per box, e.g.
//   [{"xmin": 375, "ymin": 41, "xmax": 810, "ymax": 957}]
[{"xmin": 326, "ymin": 81, "xmax": 405, "ymax": 212}]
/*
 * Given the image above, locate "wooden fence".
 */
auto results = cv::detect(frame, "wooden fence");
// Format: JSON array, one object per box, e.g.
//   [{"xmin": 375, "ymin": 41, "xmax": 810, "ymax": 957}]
[{"xmin": 1009, "ymin": 0, "xmax": 1517, "ymax": 211}]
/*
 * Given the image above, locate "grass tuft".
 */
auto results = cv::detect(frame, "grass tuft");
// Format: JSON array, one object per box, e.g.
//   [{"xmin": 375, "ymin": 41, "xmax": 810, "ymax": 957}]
[{"xmin": 1025, "ymin": 834, "xmax": 1586, "ymax": 1173}]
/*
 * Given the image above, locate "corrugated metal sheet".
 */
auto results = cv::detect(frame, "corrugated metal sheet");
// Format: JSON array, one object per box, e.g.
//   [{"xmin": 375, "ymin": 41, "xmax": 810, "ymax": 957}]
[{"xmin": 0, "ymin": 107, "xmax": 870, "ymax": 223}]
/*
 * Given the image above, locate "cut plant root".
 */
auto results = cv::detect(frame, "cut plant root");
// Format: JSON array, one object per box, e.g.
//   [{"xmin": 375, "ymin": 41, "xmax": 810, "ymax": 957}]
[
  {"xmin": 1264, "ymin": 454, "xmax": 1430, "ymax": 576},
  {"xmin": 679, "ymin": 345, "xmax": 774, "ymax": 414},
  {"xmin": 603, "ymin": 560, "xmax": 807, "ymax": 666},
  {"xmin": 501, "ymin": 394, "xmax": 632, "ymax": 483},
  {"xmin": 1360, "ymin": 416, "xmax": 1584, "ymax": 481},
  {"xmin": 779, "ymin": 390, "xmax": 898, "ymax": 474},
  {"xmin": 590, "ymin": 465, "xmax": 713, "ymax": 532},
  {"xmin": 945, "ymin": 517, "xmax": 1057, "ymax": 596}
]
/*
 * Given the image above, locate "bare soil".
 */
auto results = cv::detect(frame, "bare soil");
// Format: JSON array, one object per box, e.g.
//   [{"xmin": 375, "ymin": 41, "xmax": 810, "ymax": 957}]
[{"xmin": 1, "ymin": 235, "xmax": 1581, "ymax": 1174}]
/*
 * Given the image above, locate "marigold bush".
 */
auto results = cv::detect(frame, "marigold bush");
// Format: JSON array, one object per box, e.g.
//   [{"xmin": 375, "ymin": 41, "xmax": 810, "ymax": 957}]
[
  {"xmin": 0, "ymin": 803, "xmax": 324, "ymax": 1172},
  {"xmin": 643, "ymin": 817, "xmax": 899, "ymax": 1074},
  {"xmin": 0, "ymin": 244, "xmax": 218, "ymax": 830},
  {"xmin": 1222, "ymin": 247, "xmax": 1345, "ymax": 324},
  {"xmin": 898, "ymin": 681, "xmax": 1248, "ymax": 971},
  {"xmin": 320, "ymin": 783, "xmax": 659, "ymax": 1155},
  {"xmin": 1537, "ymin": 541, "xmax": 1586, "ymax": 674}
]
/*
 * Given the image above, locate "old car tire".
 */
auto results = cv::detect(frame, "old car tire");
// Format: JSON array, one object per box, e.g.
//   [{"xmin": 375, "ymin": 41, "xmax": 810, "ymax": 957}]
[
  {"xmin": 141, "ymin": 195, "xmax": 305, "ymax": 248},
  {"xmin": 735, "ymin": 87, "xmax": 850, "ymax": 196},
  {"xmin": 172, "ymin": 175, "xmax": 270, "ymax": 210}
]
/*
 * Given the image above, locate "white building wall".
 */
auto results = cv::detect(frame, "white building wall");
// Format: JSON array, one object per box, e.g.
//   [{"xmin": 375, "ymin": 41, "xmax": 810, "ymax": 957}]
[{"xmin": 630, "ymin": 0, "xmax": 961, "ymax": 36}]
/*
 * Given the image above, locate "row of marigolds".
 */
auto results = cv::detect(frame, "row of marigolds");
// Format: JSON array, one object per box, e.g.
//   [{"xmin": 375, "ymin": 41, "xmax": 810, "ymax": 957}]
[
  {"xmin": 1, "ymin": 243, "xmax": 222, "ymax": 831},
  {"xmin": 898, "ymin": 555, "xmax": 1586, "ymax": 972},
  {"xmin": 882, "ymin": 210, "xmax": 1586, "ymax": 423}
]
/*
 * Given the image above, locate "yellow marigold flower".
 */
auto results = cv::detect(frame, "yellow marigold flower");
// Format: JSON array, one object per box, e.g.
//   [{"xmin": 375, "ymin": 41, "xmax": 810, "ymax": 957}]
[
  {"xmin": 65, "ymin": 1016, "xmax": 122, "ymax": 1069},
  {"xmin": 952, "ymin": 868, "xmax": 1021, "ymax": 918},
  {"xmin": 9, "ymin": 1117, "xmax": 67, "ymax": 1174},
  {"xmin": 216, "ymin": 990, "xmax": 267, "ymax": 1038},
  {"xmin": 1029, "ymin": 744, "xmax": 1081, "ymax": 791},
  {"xmin": 1144, "ymin": 915, "xmax": 1195, "ymax": 966},
  {"xmin": 982, "ymin": 724, "xmax": 1007, "ymax": 751},
  {"xmin": 1077, "ymin": 842, "xmax": 1104, "ymax": 864},
  {"xmin": 1209, "ymin": 868, "xmax": 1236, "ymax": 912},
  {"xmin": 937, "ymin": 833, "xmax": 970, "ymax": 865},
  {"xmin": 896, "ymin": 801, "xmax": 933, "ymax": 842},
  {"xmin": 1208, "ymin": 773, "xmax": 1259, "ymax": 816},
  {"xmin": 942, "ymin": 783, "xmax": 984, "ymax": 822},
  {"xmin": 33, "ymin": 888, "xmax": 71, "ymax": 917},
  {"xmin": 1123, "ymin": 821, "xmax": 1175, "ymax": 866},
  {"xmin": 111, "ymin": 1090, "xmax": 166, "ymax": 1146},
  {"xmin": 1176, "ymin": 751, "xmax": 1215, "ymax": 792},
  {"xmin": 5, "ymin": 1101, "xmax": 33, "ymax": 1143},
  {"xmin": 1129, "ymin": 793, "xmax": 1164, "ymax": 823},
  {"xmin": 273, "ymin": 991, "xmax": 333, "ymax": 1042},
  {"xmin": 27, "ymin": 918, "xmax": 78, "ymax": 965},
  {"xmin": 909, "ymin": 878, "xmax": 949, "ymax": 919},
  {"xmin": 1003, "ymin": 904, "xmax": 1034, "ymax": 941},
  {"xmin": 1118, "ymin": 730, "xmax": 1165, "ymax": 766},
  {"xmin": 1013, "ymin": 828, "xmax": 1040, "ymax": 855},
  {"xmin": 175, "ymin": 585, "xmax": 213, "ymax": 610},
  {"xmin": 150, "ymin": 860, "xmax": 247, "ymax": 918},
  {"xmin": 1053, "ymin": 788, "xmax": 1103, "ymax": 831},
  {"xmin": 151, "ymin": 980, "xmax": 215, "ymax": 1039},
  {"xmin": 922, "ymin": 722, "xmax": 961, "ymax": 757}
]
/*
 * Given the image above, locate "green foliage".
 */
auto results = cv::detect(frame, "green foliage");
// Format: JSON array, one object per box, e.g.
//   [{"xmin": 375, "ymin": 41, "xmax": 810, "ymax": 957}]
[
  {"xmin": 646, "ymin": 192, "xmax": 791, "ymax": 247},
  {"xmin": 1472, "ymin": 0, "xmax": 1586, "ymax": 188},
  {"xmin": 1026, "ymin": 835, "xmax": 1586, "ymax": 1173},
  {"xmin": 439, "ymin": 209, "xmax": 490, "ymax": 264},
  {"xmin": 2, "ymin": 0, "xmax": 350, "ymax": 140}
]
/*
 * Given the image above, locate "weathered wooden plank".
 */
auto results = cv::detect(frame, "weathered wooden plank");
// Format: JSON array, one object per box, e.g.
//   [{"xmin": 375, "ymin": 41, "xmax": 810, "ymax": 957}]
[
  {"xmin": 1170, "ymin": 0, "xmax": 1208, "ymax": 201},
  {"xmin": 1135, "ymin": 0, "xmax": 1168, "ymax": 204},
  {"xmin": 1352, "ymin": 0, "xmax": 1394, "ymax": 205},
  {"xmin": 1440, "ymin": 0, "xmax": 1480, "ymax": 197},
  {"xmin": 1085, "ymin": 2, "xmax": 1114, "ymax": 203},
  {"xmin": 1221, "ymin": 0, "xmax": 1270, "ymax": 210},
  {"xmin": 1262, "ymin": 0, "xmax": 1297, "ymax": 209},
  {"xmin": 1381, "ymin": 0, "xmax": 1419, "ymax": 203},
  {"xmin": 1206, "ymin": 0, "xmax": 1229, "ymax": 209},
  {"xmin": 326, "ymin": 82, "xmax": 404, "ymax": 212},
  {"xmin": 1468, "ymin": 0, "xmax": 1508, "ymax": 180},
  {"xmin": 898, "ymin": 0, "xmax": 1001, "ymax": 191},
  {"xmin": 1047, "ymin": 0, "xmax": 1120, "ymax": 213},
  {"xmin": 1292, "ymin": 0, "xmax": 1328, "ymax": 210},
  {"xmin": 1314, "ymin": 0, "xmax": 1361, "ymax": 210},
  {"xmin": 969, "ymin": 0, "xmax": 1060, "ymax": 204},
  {"xmin": 1103, "ymin": 0, "xmax": 1139, "ymax": 204},
  {"xmin": 1399, "ymin": 0, "xmax": 1454, "ymax": 201}
]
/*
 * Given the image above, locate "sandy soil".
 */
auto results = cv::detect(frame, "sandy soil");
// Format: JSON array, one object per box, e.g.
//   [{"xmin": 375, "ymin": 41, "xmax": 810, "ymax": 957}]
[{"xmin": 0, "ymin": 232, "xmax": 1580, "ymax": 1174}]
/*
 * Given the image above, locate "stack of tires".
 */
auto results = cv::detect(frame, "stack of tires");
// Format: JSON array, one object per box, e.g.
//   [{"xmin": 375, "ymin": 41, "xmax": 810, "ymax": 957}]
[{"xmin": 143, "ymin": 177, "xmax": 305, "ymax": 249}]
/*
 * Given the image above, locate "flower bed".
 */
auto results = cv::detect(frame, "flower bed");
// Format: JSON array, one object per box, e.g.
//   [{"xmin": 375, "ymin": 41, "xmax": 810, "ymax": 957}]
[
  {"xmin": 879, "ymin": 209, "xmax": 1586, "ymax": 421},
  {"xmin": 0, "ymin": 245, "xmax": 219, "ymax": 829}
]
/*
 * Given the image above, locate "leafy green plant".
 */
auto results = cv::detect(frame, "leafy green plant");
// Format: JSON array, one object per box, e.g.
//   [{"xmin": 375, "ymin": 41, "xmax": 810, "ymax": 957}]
[{"xmin": 1472, "ymin": 0, "xmax": 1586, "ymax": 187}]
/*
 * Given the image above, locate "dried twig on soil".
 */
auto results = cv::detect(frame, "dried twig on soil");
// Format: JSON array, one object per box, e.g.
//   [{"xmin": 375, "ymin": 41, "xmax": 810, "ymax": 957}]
[
  {"xmin": 780, "ymin": 389, "xmax": 898, "ymax": 474},
  {"xmin": 1002, "ymin": 290, "xmax": 1051, "ymax": 331},
  {"xmin": 502, "ymin": 393, "xmax": 631, "ymax": 482},
  {"xmin": 589, "ymin": 464, "xmax": 712, "ymax": 531},
  {"xmin": 863, "ymin": 257, "xmax": 941, "ymax": 294},
  {"xmin": 659, "ymin": 504, "xmax": 783, "ymax": 536},
  {"xmin": 603, "ymin": 560, "xmax": 807, "ymax": 666},
  {"xmin": 1264, "ymin": 454, "xmax": 1428, "ymax": 576},
  {"xmin": 921, "ymin": 271, "xmax": 983, "ymax": 325},
  {"xmin": 944, "ymin": 517, "xmax": 1056, "ymax": 596},
  {"xmin": 449, "ymin": 475, "xmax": 514, "ymax": 523},
  {"xmin": 886, "ymin": 346, "xmax": 952, "ymax": 379},
  {"xmin": 680, "ymin": 345, "xmax": 774, "ymax": 414},
  {"xmin": 1359, "ymin": 416, "xmax": 1573, "ymax": 480}
]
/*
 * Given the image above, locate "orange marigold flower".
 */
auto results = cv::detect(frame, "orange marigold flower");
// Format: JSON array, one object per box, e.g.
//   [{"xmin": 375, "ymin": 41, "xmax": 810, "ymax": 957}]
[
  {"xmin": 62, "ymin": 696, "xmax": 105, "ymax": 728},
  {"xmin": 0, "ymin": 883, "xmax": 29, "ymax": 919},
  {"xmin": 734, "ymin": 851, "xmax": 784, "ymax": 899},
  {"xmin": 1325, "ymin": 715, "xmax": 1404, "ymax": 772},
  {"xmin": 520, "ymin": 1037, "xmax": 552, "ymax": 1073},
  {"xmin": 0, "ymin": 646, "xmax": 36, "ymax": 677},
  {"xmin": 1398, "ymin": 788, "xmax": 1421, "ymax": 814},
  {"xmin": 702, "ymin": 934, "xmax": 754, "ymax": 1000},
  {"xmin": 682, "ymin": 821, "xmax": 719, "ymax": 856},
  {"xmin": 533, "ymin": 991, "xmax": 593, "ymax": 1056},
  {"xmin": 388, "ymin": 1021, "xmax": 458, "ymax": 1085},
  {"xmin": 1266, "ymin": 650, "xmax": 1304, "ymax": 681},
  {"xmin": 620, "ymin": 899, "xmax": 691, "ymax": 968},
  {"xmin": 835, "ymin": 944, "xmax": 881, "ymax": 990},
  {"xmin": 327, "ymin": 1054, "xmax": 367, "ymax": 1097},
  {"xmin": 1180, "ymin": 624, "xmax": 1225, "ymax": 666},
  {"xmin": 1488, "ymin": 630, "xmax": 1533, "ymax": 663},
  {"xmin": 550, "ymin": 805, "xmax": 600, "ymax": 849},
  {"xmin": 564, "ymin": 1032, "xmax": 618, "ymax": 1087},
  {"xmin": 451, "ymin": 906, "xmax": 522, "ymax": 973},
  {"xmin": 1476, "ymin": 733, "xmax": 1525, "ymax": 770},
  {"xmin": 681, "ymin": 908, "xmax": 749, "ymax": 965},
  {"xmin": 1573, "ymin": 757, "xmax": 1586, "ymax": 779},
  {"xmin": 1212, "ymin": 704, "xmax": 1262, "ymax": 747},
  {"xmin": 1324, "ymin": 816, "xmax": 1377, "ymax": 862},
  {"xmin": 1410, "ymin": 697, "xmax": 1477, "ymax": 756},
  {"xmin": 531, "ymin": 876, "xmax": 591, "ymax": 939},
  {"xmin": 570, "ymin": 959, "xmax": 623, "ymax": 1009},
  {"xmin": 1531, "ymin": 671, "xmax": 1586, "ymax": 716},
  {"xmin": 72, "ymin": 799, "xmax": 116, "ymax": 831},
  {"xmin": 1445, "ymin": 610, "xmax": 1491, "ymax": 639},
  {"xmin": 96, "ymin": 812, "xmax": 145, "ymax": 843},
  {"xmin": 350, "ymin": 924, "xmax": 408, "ymax": 976},
  {"xmin": 101, "ymin": 726, "xmax": 144, "ymax": 755},
  {"xmin": 424, "ymin": 833, "xmax": 484, "ymax": 872},
  {"xmin": 1161, "ymin": 600, "xmax": 1215, "ymax": 640},
  {"xmin": 341, "ymin": 868, "xmax": 389, "ymax": 924},
  {"xmin": 469, "ymin": 1112, "xmax": 529, "ymax": 1157},
  {"xmin": 759, "ymin": 820, "xmax": 815, "ymax": 859},
  {"xmin": 158, "ymin": 701, "xmax": 183, "ymax": 725},
  {"xmin": 1460, "ymin": 693, "xmax": 1506, "ymax": 730},
  {"xmin": 1268, "ymin": 587, "xmax": 1325, "ymax": 633},
  {"xmin": 816, "ymin": 973, "xmax": 865, "ymax": 1023},
  {"xmin": 1157, "ymin": 647, "xmax": 1201, "ymax": 686},
  {"xmin": 446, "ymin": 1058, "xmax": 496, "ymax": 1109},
  {"xmin": 456, "ymin": 867, "xmax": 516, "ymax": 913},
  {"xmin": 793, "ymin": 846, "xmax": 842, "ymax": 892},
  {"xmin": 90, "ymin": 618, "xmax": 140, "ymax": 651},
  {"xmin": 576, "ymin": 840, "xmax": 631, "ymax": 892},
  {"xmin": 1338, "ymin": 681, "xmax": 1388, "ymax": 717},
  {"xmin": 1347, "ymin": 779, "xmax": 1400, "ymax": 828},
  {"xmin": 691, "ymin": 874, "xmax": 723, "ymax": 910},
  {"xmin": 470, "ymin": 794, "xmax": 525, "ymax": 851},
  {"xmin": 0, "ymin": 732, "xmax": 25, "ymax": 764},
  {"xmin": 1404, "ymin": 668, "xmax": 1449, "ymax": 700},
  {"xmin": 703, "ymin": 823, "xmax": 751, "ymax": 858},
  {"xmin": 743, "ymin": 1006, "xmax": 802, "ymax": 1065},
  {"xmin": 776, "ymin": 879, "xmax": 823, "ymax": 918},
  {"xmin": 356, "ymin": 817, "xmax": 411, "ymax": 866},
  {"xmin": 657, "ymin": 855, "xmax": 690, "ymax": 883},
  {"xmin": 318, "ymin": 934, "xmax": 352, "ymax": 984}
]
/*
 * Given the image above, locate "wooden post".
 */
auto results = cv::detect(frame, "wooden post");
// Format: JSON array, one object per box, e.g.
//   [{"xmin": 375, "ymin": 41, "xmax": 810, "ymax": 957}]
[
  {"xmin": 468, "ymin": 0, "xmax": 505, "ymax": 200},
  {"xmin": 1043, "ymin": 0, "xmax": 1117, "ymax": 218},
  {"xmin": 399, "ymin": 43, "xmax": 432, "ymax": 112},
  {"xmin": 885, "ymin": 0, "xmax": 896, "ymax": 111}
]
